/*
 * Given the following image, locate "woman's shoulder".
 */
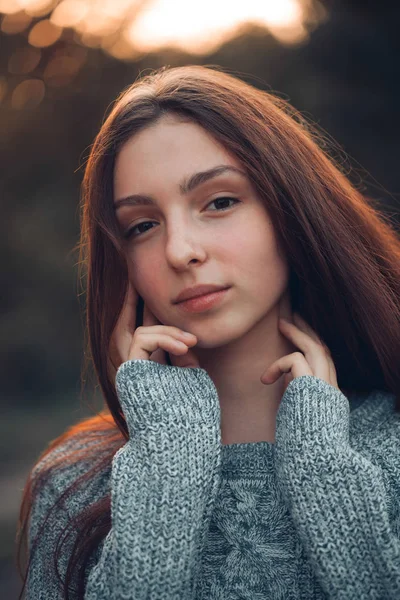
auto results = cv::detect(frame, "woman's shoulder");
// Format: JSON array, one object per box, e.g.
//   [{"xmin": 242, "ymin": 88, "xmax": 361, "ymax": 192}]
[
  {"xmin": 30, "ymin": 411, "xmax": 124, "ymax": 511},
  {"xmin": 349, "ymin": 388, "xmax": 399, "ymax": 431},
  {"xmin": 349, "ymin": 388, "xmax": 400, "ymax": 462}
]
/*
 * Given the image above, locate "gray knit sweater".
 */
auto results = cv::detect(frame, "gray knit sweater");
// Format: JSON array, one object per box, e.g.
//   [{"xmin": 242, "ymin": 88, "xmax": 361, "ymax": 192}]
[{"xmin": 25, "ymin": 359, "xmax": 400, "ymax": 599}]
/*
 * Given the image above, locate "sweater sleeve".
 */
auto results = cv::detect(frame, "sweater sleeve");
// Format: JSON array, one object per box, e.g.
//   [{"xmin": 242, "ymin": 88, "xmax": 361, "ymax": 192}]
[
  {"xmin": 273, "ymin": 374, "xmax": 400, "ymax": 600},
  {"xmin": 84, "ymin": 359, "xmax": 222, "ymax": 600}
]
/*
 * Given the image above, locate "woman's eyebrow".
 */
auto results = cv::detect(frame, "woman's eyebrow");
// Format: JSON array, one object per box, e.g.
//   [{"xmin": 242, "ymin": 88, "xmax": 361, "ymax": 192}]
[{"xmin": 113, "ymin": 164, "xmax": 247, "ymax": 211}]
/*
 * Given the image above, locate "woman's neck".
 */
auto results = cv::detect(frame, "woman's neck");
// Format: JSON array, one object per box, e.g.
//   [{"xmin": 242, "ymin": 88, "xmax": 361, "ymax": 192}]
[{"xmin": 193, "ymin": 312, "xmax": 297, "ymax": 445}]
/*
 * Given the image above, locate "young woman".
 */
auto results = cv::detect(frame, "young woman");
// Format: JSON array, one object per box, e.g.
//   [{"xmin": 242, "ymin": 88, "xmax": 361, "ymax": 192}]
[{"xmin": 17, "ymin": 64, "xmax": 400, "ymax": 599}]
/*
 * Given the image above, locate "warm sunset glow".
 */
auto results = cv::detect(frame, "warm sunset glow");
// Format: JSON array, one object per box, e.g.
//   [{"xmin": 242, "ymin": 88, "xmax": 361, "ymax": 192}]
[
  {"xmin": 0, "ymin": 0, "xmax": 21, "ymax": 14},
  {"xmin": 102, "ymin": 35, "xmax": 142, "ymax": 60},
  {"xmin": 74, "ymin": 11, "xmax": 119, "ymax": 37},
  {"xmin": 11, "ymin": 0, "xmax": 56, "ymax": 17},
  {"xmin": 0, "ymin": 0, "xmax": 327, "ymax": 108},
  {"xmin": 125, "ymin": 0, "xmax": 307, "ymax": 54},
  {"xmin": 50, "ymin": 0, "xmax": 88, "ymax": 28},
  {"xmin": 1, "ymin": 0, "xmax": 319, "ymax": 56}
]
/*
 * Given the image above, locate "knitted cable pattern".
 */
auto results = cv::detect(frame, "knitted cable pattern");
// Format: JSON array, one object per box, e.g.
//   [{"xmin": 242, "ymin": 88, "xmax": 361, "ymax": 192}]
[{"xmin": 25, "ymin": 360, "xmax": 400, "ymax": 599}]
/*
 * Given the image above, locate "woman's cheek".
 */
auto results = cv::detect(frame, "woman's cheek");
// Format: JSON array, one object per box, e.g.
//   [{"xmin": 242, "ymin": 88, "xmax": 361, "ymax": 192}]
[
  {"xmin": 132, "ymin": 264, "xmax": 164, "ymax": 306},
  {"xmin": 127, "ymin": 260, "xmax": 148, "ymax": 299}
]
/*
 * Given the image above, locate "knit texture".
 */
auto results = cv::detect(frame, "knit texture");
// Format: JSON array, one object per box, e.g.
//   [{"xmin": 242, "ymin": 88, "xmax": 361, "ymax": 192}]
[{"xmin": 25, "ymin": 359, "xmax": 400, "ymax": 599}]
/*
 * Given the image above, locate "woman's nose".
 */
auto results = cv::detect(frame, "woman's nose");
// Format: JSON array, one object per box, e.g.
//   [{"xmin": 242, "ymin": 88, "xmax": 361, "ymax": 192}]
[{"xmin": 164, "ymin": 224, "xmax": 207, "ymax": 270}]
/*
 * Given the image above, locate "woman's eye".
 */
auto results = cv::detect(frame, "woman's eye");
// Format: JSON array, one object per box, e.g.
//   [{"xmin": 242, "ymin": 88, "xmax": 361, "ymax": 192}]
[
  {"xmin": 207, "ymin": 196, "xmax": 240, "ymax": 211},
  {"xmin": 123, "ymin": 197, "xmax": 240, "ymax": 240},
  {"xmin": 123, "ymin": 221, "xmax": 155, "ymax": 239}
]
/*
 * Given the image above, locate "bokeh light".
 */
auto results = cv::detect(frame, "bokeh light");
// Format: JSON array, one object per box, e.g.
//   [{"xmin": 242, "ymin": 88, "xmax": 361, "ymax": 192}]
[
  {"xmin": 28, "ymin": 18, "xmax": 62, "ymax": 47},
  {"xmin": 126, "ymin": 0, "xmax": 307, "ymax": 54},
  {"xmin": 1, "ymin": 0, "xmax": 320, "ymax": 54},
  {"xmin": 0, "ymin": 0, "xmax": 21, "ymax": 14},
  {"xmin": 0, "ymin": 0, "xmax": 327, "ymax": 108},
  {"xmin": 43, "ymin": 45, "xmax": 87, "ymax": 85},
  {"xmin": 50, "ymin": 0, "xmax": 88, "ymax": 28},
  {"xmin": 21, "ymin": 0, "xmax": 57, "ymax": 17},
  {"xmin": 101, "ymin": 34, "xmax": 141, "ymax": 60},
  {"xmin": 0, "ymin": 76, "xmax": 8, "ymax": 103},
  {"xmin": 11, "ymin": 77, "xmax": 45, "ymax": 109},
  {"xmin": 8, "ymin": 46, "xmax": 41, "ymax": 74},
  {"xmin": 1, "ymin": 10, "xmax": 32, "ymax": 33},
  {"xmin": 0, "ymin": 0, "xmax": 55, "ymax": 14}
]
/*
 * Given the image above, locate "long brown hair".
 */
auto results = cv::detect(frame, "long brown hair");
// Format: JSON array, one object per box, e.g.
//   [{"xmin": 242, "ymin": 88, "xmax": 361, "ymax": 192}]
[{"xmin": 16, "ymin": 64, "xmax": 400, "ymax": 598}]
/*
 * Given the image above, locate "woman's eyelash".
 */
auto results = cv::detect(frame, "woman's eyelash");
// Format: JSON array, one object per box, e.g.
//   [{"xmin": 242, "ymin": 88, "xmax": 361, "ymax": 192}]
[{"xmin": 123, "ymin": 197, "xmax": 241, "ymax": 240}]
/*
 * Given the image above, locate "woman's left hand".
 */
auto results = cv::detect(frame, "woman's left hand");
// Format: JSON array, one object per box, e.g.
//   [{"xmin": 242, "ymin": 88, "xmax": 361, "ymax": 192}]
[{"xmin": 260, "ymin": 313, "xmax": 339, "ymax": 392}]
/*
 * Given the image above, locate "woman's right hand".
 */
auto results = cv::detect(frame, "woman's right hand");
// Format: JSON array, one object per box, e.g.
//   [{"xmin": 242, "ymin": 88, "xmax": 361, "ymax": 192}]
[{"xmin": 108, "ymin": 282, "xmax": 200, "ymax": 382}]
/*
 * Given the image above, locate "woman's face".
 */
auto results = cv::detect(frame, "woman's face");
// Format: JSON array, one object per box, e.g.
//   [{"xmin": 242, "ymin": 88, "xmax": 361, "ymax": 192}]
[{"xmin": 113, "ymin": 114, "xmax": 290, "ymax": 348}]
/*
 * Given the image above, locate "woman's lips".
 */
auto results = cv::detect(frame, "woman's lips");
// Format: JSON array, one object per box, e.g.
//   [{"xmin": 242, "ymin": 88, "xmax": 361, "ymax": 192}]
[{"xmin": 176, "ymin": 288, "xmax": 230, "ymax": 313}]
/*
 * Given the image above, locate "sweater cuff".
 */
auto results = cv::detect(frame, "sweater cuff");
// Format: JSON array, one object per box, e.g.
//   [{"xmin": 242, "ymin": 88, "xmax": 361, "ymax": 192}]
[
  {"xmin": 115, "ymin": 359, "xmax": 221, "ymax": 435},
  {"xmin": 274, "ymin": 375, "xmax": 350, "ymax": 455}
]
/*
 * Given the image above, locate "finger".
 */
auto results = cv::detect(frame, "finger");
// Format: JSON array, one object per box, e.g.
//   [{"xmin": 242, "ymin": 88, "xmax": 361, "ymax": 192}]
[
  {"xmin": 279, "ymin": 318, "xmax": 320, "ymax": 359},
  {"xmin": 143, "ymin": 302, "xmax": 175, "ymax": 364},
  {"xmin": 291, "ymin": 314, "xmax": 337, "ymax": 380},
  {"xmin": 129, "ymin": 333, "xmax": 193, "ymax": 361},
  {"xmin": 109, "ymin": 282, "xmax": 138, "ymax": 369},
  {"xmin": 279, "ymin": 318, "xmax": 332, "ymax": 380},
  {"xmin": 327, "ymin": 356, "xmax": 339, "ymax": 388},
  {"xmin": 113, "ymin": 282, "xmax": 137, "ymax": 340},
  {"xmin": 293, "ymin": 313, "xmax": 331, "ymax": 355},
  {"xmin": 141, "ymin": 302, "xmax": 199, "ymax": 368},
  {"xmin": 261, "ymin": 352, "xmax": 312, "ymax": 383},
  {"xmin": 292, "ymin": 313, "xmax": 322, "ymax": 344}
]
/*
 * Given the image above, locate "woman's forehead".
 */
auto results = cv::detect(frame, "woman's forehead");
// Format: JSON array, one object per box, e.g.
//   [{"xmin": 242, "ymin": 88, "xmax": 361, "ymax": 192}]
[{"xmin": 113, "ymin": 120, "xmax": 245, "ymax": 196}]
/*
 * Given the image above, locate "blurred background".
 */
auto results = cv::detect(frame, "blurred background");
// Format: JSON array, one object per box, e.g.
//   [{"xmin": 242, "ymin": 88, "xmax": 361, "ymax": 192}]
[{"xmin": 1, "ymin": 0, "xmax": 400, "ymax": 595}]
